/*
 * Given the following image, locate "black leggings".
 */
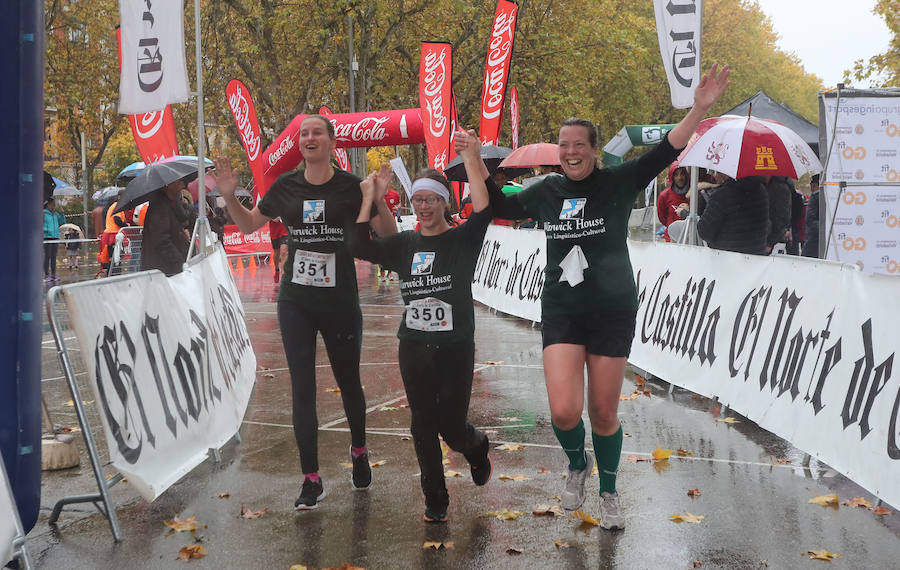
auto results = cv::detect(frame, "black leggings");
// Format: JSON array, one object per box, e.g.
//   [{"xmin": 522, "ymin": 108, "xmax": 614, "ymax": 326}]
[
  {"xmin": 277, "ymin": 300, "xmax": 366, "ymax": 474},
  {"xmin": 43, "ymin": 242, "xmax": 58, "ymax": 276},
  {"xmin": 398, "ymin": 339, "xmax": 487, "ymax": 507}
]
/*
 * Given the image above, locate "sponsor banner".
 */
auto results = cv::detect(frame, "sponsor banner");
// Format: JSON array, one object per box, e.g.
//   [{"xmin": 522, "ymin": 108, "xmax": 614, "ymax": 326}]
[
  {"xmin": 226, "ymin": 80, "xmax": 265, "ymax": 200},
  {"xmin": 653, "ymin": 0, "xmax": 702, "ymax": 109},
  {"xmin": 419, "ymin": 42, "xmax": 453, "ymax": 172},
  {"xmin": 62, "ymin": 248, "xmax": 256, "ymax": 501},
  {"xmin": 471, "ymin": 225, "xmax": 544, "ymax": 322},
  {"xmin": 822, "ymin": 186, "xmax": 900, "ymax": 274},
  {"xmin": 118, "ymin": 0, "xmax": 190, "ymax": 114},
  {"xmin": 479, "ymin": 0, "xmax": 518, "ymax": 147},
  {"xmin": 449, "ymin": 91, "xmax": 463, "ymax": 208},
  {"xmin": 510, "ymin": 85, "xmax": 519, "ymax": 150},
  {"xmin": 628, "ymin": 240, "xmax": 900, "ymax": 508},
  {"xmin": 261, "ymin": 108, "xmax": 424, "ymax": 189},
  {"xmin": 822, "ymin": 97, "xmax": 900, "ymax": 185},
  {"xmin": 222, "ymin": 224, "xmax": 272, "ymax": 256},
  {"xmin": 319, "ymin": 106, "xmax": 352, "ymax": 172},
  {"xmin": 117, "ymin": 28, "xmax": 180, "ymax": 164},
  {"xmin": 0, "ymin": 458, "xmax": 16, "ymax": 567}
]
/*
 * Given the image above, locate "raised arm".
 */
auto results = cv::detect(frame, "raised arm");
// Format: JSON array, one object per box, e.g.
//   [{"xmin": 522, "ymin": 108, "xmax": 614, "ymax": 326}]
[
  {"xmin": 457, "ymin": 129, "xmax": 489, "ymax": 213},
  {"xmin": 667, "ymin": 64, "xmax": 731, "ymax": 149},
  {"xmin": 454, "ymin": 129, "xmax": 527, "ymax": 219},
  {"xmin": 367, "ymin": 163, "xmax": 398, "ymax": 237},
  {"xmin": 214, "ymin": 157, "xmax": 270, "ymax": 234}
]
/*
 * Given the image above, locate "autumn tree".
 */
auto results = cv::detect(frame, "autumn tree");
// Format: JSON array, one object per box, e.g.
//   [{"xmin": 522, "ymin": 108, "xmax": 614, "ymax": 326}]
[{"xmin": 848, "ymin": 0, "xmax": 900, "ymax": 87}]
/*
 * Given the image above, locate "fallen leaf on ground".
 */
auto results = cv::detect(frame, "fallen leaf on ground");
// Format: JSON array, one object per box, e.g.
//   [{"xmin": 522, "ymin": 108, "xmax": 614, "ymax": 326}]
[
  {"xmin": 872, "ymin": 506, "xmax": 893, "ymax": 515},
  {"xmin": 652, "ymin": 446, "xmax": 674, "ymax": 461},
  {"xmin": 623, "ymin": 432, "xmax": 632, "ymax": 437},
  {"xmin": 842, "ymin": 497, "xmax": 872, "ymax": 508},
  {"xmin": 369, "ymin": 460, "xmax": 386, "ymax": 467},
  {"xmin": 670, "ymin": 512, "xmax": 705, "ymax": 523},
  {"xmin": 591, "ymin": 464, "xmax": 599, "ymax": 476},
  {"xmin": 807, "ymin": 549, "xmax": 840, "ymax": 561},
  {"xmin": 555, "ymin": 539, "xmax": 570, "ymax": 549},
  {"xmin": 444, "ymin": 470, "xmax": 462, "ymax": 478},
  {"xmin": 239, "ymin": 504, "xmax": 268, "ymax": 519},
  {"xmin": 715, "ymin": 417, "xmax": 739, "ymax": 424},
  {"xmin": 177, "ymin": 545, "xmax": 206, "ymax": 560},
  {"xmin": 640, "ymin": 388, "xmax": 652, "ymax": 397},
  {"xmin": 63, "ymin": 399, "xmax": 94, "ymax": 407},
  {"xmin": 164, "ymin": 514, "xmax": 198, "ymax": 533},
  {"xmin": 262, "ymin": 373, "xmax": 275, "ymax": 378},
  {"xmin": 573, "ymin": 510, "xmax": 601, "ymax": 526},
  {"xmin": 620, "ymin": 393, "xmax": 640, "ymax": 401},
  {"xmin": 532, "ymin": 505, "xmax": 564, "ymax": 516},
  {"xmin": 323, "ymin": 563, "xmax": 364, "ymax": 570},
  {"xmin": 440, "ymin": 442, "xmax": 449, "ymax": 457},
  {"xmin": 770, "ymin": 456, "xmax": 791, "ymax": 465},
  {"xmin": 442, "ymin": 458, "xmax": 450, "ymax": 465},
  {"xmin": 498, "ymin": 417, "xmax": 521, "ymax": 422},
  {"xmin": 498, "ymin": 474, "xmax": 530, "ymax": 481},
  {"xmin": 635, "ymin": 375, "xmax": 646, "ymax": 388},
  {"xmin": 539, "ymin": 467, "xmax": 550, "ymax": 474},
  {"xmin": 341, "ymin": 462, "xmax": 353, "ymax": 468},
  {"xmin": 809, "ymin": 494, "xmax": 839, "ymax": 507},
  {"xmin": 485, "ymin": 360, "xmax": 504, "ymax": 365},
  {"xmin": 401, "ymin": 436, "xmax": 410, "ymax": 441},
  {"xmin": 693, "ymin": 562, "xmax": 702, "ymax": 568},
  {"xmin": 506, "ymin": 547, "xmax": 523, "ymax": 555},
  {"xmin": 380, "ymin": 406, "xmax": 400, "ymax": 411},
  {"xmin": 325, "ymin": 387, "xmax": 341, "ymax": 393},
  {"xmin": 687, "ymin": 488, "xmax": 702, "ymax": 497},
  {"xmin": 423, "ymin": 541, "xmax": 454, "ymax": 550},
  {"xmin": 216, "ymin": 493, "xmax": 230, "ymax": 499},
  {"xmin": 484, "ymin": 509, "xmax": 523, "ymax": 520},
  {"xmin": 677, "ymin": 448, "xmax": 693, "ymax": 456},
  {"xmin": 627, "ymin": 455, "xmax": 653, "ymax": 463},
  {"xmin": 398, "ymin": 403, "xmax": 408, "ymax": 408},
  {"xmin": 288, "ymin": 566, "xmax": 308, "ymax": 570},
  {"xmin": 497, "ymin": 443, "xmax": 524, "ymax": 451}
]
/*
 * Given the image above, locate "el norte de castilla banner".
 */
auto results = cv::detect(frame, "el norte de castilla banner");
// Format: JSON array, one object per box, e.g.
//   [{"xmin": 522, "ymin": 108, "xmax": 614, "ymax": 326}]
[{"xmin": 473, "ymin": 226, "xmax": 900, "ymax": 508}]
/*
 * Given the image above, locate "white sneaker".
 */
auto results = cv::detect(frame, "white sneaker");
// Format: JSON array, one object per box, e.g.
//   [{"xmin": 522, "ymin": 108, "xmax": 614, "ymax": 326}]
[
  {"xmin": 560, "ymin": 453, "xmax": 592, "ymax": 510},
  {"xmin": 599, "ymin": 491, "xmax": 625, "ymax": 530}
]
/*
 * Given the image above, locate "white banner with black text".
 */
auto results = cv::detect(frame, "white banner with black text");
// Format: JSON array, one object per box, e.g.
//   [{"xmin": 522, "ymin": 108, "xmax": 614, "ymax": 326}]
[
  {"xmin": 653, "ymin": 0, "xmax": 702, "ymax": 109},
  {"xmin": 62, "ymin": 248, "xmax": 256, "ymax": 501},
  {"xmin": 472, "ymin": 225, "xmax": 545, "ymax": 322}
]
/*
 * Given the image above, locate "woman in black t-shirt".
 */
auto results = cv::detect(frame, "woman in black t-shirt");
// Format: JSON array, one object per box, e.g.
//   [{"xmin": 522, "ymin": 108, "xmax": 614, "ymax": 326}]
[
  {"xmin": 351, "ymin": 132, "xmax": 492, "ymax": 523},
  {"xmin": 215, "ymin": 114, "xmax": 398, "ymax": 511}
]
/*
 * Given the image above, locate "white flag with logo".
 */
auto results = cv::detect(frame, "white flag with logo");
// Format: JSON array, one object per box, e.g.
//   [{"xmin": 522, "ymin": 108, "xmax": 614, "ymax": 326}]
[
  {"xmin": 654, "ymin": 0, "xmax": 702, "ymax": 109},
  {"xmin": 118, "ymin": 0, "xmax": 190, "ymax": 114}
]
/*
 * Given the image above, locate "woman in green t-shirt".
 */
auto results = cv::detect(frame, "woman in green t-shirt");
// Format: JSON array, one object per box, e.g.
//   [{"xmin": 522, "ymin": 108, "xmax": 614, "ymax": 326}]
[
  {"xmin": 351, "ymin": 131, "xmax": 493, "ymax": 523},
  {"xmin": 477, "ymin": 65, "xmax": 731, "ymax": 530}
]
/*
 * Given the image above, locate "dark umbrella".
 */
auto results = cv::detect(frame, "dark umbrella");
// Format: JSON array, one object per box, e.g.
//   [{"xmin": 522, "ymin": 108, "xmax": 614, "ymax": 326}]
[
  {"xmin": 114, "ymin": 158, "xmax": 209, "ymax": 213},
  {"xmin": 442, "ymin": 145, "xmax": 530, "ymax": 182}
]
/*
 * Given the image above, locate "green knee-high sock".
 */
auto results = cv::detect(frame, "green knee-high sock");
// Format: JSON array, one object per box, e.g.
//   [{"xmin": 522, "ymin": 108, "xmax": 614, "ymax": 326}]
[
  {"xmin": 552, "ymin": 419, "xmax": 586, "ymax": 470},
  {"xmin": 592, "ymin": 426, "xmax": 623, "ymax": 494}
]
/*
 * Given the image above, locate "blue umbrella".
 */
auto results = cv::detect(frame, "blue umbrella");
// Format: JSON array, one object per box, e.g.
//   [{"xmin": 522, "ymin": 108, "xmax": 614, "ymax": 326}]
[
  {"xmin": 116, "ymin": 161, "xmax": 146, "ymax": 181},
  {"xmin": 51, "ymin": 177, "xmax": 81, "ymax": 196}
]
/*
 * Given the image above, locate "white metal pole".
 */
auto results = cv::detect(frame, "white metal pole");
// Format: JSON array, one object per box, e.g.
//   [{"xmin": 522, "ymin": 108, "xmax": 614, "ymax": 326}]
[
  {"xmin": 81, "ymin": 131, "xmax": 88, "ymax": 232},
  {"xmin": 194, "ymin": 0, "xmax": 207, "ymax": 247}
]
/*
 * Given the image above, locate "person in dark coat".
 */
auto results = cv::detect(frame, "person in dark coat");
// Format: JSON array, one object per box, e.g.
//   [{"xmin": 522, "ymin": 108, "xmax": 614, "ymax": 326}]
[
  {"xmin": 764, "ymin": 176, "xmax": 793, "ymax": 253},
  {"xmin": 141, "ymin": 179, "xmax": 191, "ymax": 276},
  {"xmin": 801, "ymin": 175, "xmax": 820, "ymax": 258},
  {"xmin": 696, "ymin": 176, "xmax": 769, "ymax": 255}
]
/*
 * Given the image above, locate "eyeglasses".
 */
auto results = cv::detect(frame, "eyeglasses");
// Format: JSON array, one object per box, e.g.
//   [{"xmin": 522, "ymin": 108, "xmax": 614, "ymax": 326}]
[{"xmin": 411, "ymin": 195, "xmax": 443, "ymax": 206}]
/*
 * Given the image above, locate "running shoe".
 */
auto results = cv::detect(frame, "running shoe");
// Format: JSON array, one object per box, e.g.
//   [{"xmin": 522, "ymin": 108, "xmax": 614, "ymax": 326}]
[
  {"xmin": 470, "ymin": 441, "xmax": 493, "ymax": 486},
  {"xmin": 350, "ymin": 447, "xmax": 372, "ymax": 490},
  {"xmin": 423, "ymin": 504, "xmax": 448, "ymax": 523},
  {"xmin": 599, "ymin": 491, "xmax": 625, "ymax": 530},
  {"xmin": 274, "ymin": 268, "xmax": 280, "ymax": 283},
  {"xmin": 294, "ymin": 478, "xmax": 326, "ymax": 511},
  {"xmin": 560, "ymin": 452, "xmax": 593, "ymax": 511}
]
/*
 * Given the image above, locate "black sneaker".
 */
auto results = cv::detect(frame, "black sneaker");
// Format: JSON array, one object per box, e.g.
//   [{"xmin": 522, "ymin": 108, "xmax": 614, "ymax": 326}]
[
  {"xmin": 294, "ymin": 477, "xmax": 326, "ymax": 511},
  {"xmin": 423, "ymin": 504, "xmax": 448, "ymax": 523},
  {"xmin": 350, "ymin": 447, "xmax": 372, "ymax": 490},
  {"xmin": 471, "ymin": 455, "xmax": 493, "ymax": 486}
]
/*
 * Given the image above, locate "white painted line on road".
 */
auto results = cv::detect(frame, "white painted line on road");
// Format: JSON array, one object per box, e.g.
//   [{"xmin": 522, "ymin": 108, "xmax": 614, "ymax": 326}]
[
  {"xmin": 257, "ymin": 362, "xmax": 399, "ymax": 375},
  {"xmin": 318, "ymin": 394, "xmax": 408, "ymax": 429},
  {"xmin": 242, "ymin": 420, "xmax": 294, "ymax": 429},
  {"xmin": 42, "ymin": 371, "xmax": 86, "ymax": 383}
]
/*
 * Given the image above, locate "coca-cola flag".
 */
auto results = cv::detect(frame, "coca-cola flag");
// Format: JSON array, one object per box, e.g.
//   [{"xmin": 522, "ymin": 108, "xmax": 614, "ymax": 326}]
[
  {"xmin": 116, "ymin": 28, "xmax": 180, "ymax": 163},
  {"xmin": 654, "ymin": 0, "xmax": 702, "ymax": 108},
  {"xmin": 226, "ymin": 79, "xmax": 266, "ymax": 198},
  {"xmin": 479, "ymin": 0, "xmax": 518, "ymax": 146},
  {"xmin": 449, "ymin": 91, "xmax": 463, "ymax": 209},
  {"xmin": 510, "ymin": 85, "xmax": 519, "ymax": 150},
  {"xmin": 118, "ymin": 0, "xmax": 190, "ymax": 114},
  {"xmin": 319, "ymin": 106, "xmax": 352, "ymax": 172},
  {"xmin": 419, "ymin": 42, "xmax": 453, "ymax": 172}
]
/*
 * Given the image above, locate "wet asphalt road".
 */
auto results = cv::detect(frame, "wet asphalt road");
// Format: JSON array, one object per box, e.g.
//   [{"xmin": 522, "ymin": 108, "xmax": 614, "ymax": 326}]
[{"xmin": 30, "ymin": 258, "xmax": 900, "ymax": 569}]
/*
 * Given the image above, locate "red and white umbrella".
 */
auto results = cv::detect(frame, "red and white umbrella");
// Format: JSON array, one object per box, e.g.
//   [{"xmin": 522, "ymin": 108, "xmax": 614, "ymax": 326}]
[
  {"xmin": 499, "ymin": 142, "xmax": 560, "ymax": 168},
  {"xmin": 679, "ymin": 115, "xmax": 822, "ymax": 179}
]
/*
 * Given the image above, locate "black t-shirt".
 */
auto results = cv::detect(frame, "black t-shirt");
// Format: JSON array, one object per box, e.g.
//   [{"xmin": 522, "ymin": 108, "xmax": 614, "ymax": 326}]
[
  {"xmin": 351, "ymin": 207, "xmax": 492, "ymax": 343},
  {"xmin": 258, "ymin": 168, "xmax": 375, "ymax": 310}
]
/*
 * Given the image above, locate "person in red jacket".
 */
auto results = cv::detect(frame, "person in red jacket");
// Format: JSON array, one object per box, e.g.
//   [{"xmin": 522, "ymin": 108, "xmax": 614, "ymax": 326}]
[
  {"xmin": 269, "ymin": 219, "xmax": 288, "ymax": 283},
  {"xmin": 656, "ymin": 164, "xmax": 689, "ymax": 242}
]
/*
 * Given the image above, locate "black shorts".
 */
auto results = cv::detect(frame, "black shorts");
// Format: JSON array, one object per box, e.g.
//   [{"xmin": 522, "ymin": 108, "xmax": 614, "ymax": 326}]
[
  {"xmin": 271, "ymin": 236, "xmax": 287, "ymax": 250},
  {"xmin": 541, "ymin": 310, "xmax": 637, "ymax": 357}
]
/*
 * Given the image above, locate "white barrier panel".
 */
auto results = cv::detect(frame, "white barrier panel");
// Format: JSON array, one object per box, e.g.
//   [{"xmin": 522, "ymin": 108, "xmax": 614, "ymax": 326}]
[
  {"xmin": 628, "ymin": 241, "xmax": 900, "ymax": 508},
  {"xmin": 62, "ymin": 247, "xmax": 257, "ymax": 501},
  {"xmin": 472, "ymin": 225, "xmax": 545, "ymax": 322},
  {"xmin": 1, "ymin": 461, "xmax": 15, "ymax": 565}
]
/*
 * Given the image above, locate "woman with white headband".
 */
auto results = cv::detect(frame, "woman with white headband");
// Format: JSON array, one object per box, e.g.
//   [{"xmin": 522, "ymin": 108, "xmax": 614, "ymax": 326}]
[{"xmin": 352, "ymin": 131, "xmax": 492, "ymax": 523}]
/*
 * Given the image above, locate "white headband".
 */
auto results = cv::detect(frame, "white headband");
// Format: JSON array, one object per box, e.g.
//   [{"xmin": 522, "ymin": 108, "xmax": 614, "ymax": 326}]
[{"xmin": 411, "ymin": 178, "xmax": 450, "ymax": 203}]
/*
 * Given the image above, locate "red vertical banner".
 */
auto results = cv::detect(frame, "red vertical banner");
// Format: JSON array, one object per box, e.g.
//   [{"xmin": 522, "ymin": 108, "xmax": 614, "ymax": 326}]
[
  {"xmin": 319, "ymin": 105, "xmax": 352, "ymax": 171},
  {"xmin": 226, "ymin": 79, "xmax": 266, "ymax": 199},
  {"xmin": 116, "ymin": 27, "xmax": 179, "ymax": 164},
  {"xmin": 510, "ymin": 85, "xmax": 520, "ymax": 150},
  {"xmin": 479, "ymin": 0, "xmax": 518, "ymax": 147},
  {"xmin": 419, "ymin": 41, "xmax": 453, "ymax": 172}
]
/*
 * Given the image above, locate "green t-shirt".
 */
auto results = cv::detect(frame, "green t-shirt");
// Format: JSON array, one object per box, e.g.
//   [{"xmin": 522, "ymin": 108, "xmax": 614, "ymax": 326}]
[
  {"xmin": 258, "ymin": 168, "xmax": 374, "ymax": 310},
  {"xmin": 510, "ymin": 135, "xmax": 680, "ymax": 316},
  {"xmin": 351, "ymin": 208, "xmax": 492, "ymax": 343}
]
